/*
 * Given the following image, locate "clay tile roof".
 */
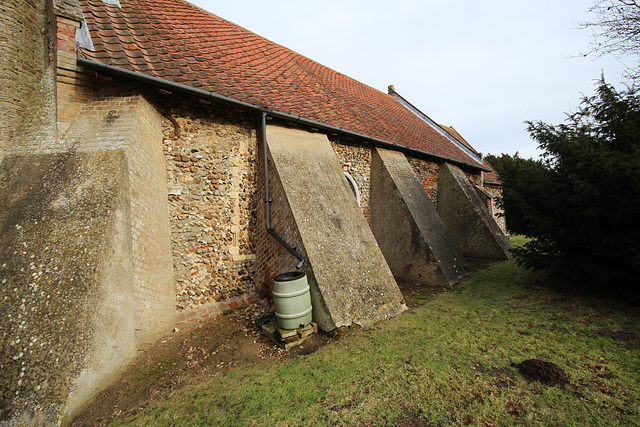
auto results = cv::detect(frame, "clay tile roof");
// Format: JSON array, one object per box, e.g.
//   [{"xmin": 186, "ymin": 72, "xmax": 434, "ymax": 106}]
[
  {"xmin": 78, "ymin": 0, "xmax": 483, "ymax": 168},
  {"xmin": 439, "ymin": 125, "xmax": 477, "ymax": 155}
]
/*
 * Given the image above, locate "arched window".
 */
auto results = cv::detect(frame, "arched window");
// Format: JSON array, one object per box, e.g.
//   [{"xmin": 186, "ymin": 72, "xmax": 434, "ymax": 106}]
[{"xmin": 343, "ymin": 172, "xmax": 361, "ymax": 206}]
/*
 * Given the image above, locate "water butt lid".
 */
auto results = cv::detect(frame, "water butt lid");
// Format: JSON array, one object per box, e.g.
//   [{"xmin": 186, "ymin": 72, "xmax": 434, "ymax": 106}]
[{"xmin": 274, "ymin": 271, "xmax": 306, "ymax": 282}]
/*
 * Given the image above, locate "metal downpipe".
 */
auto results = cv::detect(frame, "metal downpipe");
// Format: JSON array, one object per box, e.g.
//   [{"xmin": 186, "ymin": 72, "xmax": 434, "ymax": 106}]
[{"xmin": 261, "ymin": 113, "xmax": 305, "ymax": 270}]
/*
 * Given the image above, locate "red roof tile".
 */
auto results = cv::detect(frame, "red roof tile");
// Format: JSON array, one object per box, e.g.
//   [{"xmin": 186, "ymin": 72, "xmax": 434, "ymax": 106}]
[
  {"xmin": 440, "ymin": 125, "xmax": 477, "ymax": 155},
  {"xmin": 78, "ymin": 0, "xmax": 482, "ymax": 167}
]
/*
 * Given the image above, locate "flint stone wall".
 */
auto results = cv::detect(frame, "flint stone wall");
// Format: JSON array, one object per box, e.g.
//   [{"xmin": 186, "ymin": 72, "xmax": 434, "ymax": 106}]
[
  {"xmin": 161, "ymin": 101, "xmax": 260, "ymax": 316},
  {"xmin": 484, "ymin": 182, "xmax": 507, "ymax": 234},
  {"xmin": 408, "ymin": 157, "xmax": 440, "ymax": 204},
  {"xmin": 330, "ymin": 140, "xmax": 372, "ymax": 224}
]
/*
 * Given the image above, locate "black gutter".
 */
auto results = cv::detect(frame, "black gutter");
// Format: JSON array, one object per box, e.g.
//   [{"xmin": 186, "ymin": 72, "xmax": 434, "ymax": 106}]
[
  {"xmin": 77, "ymin": 58, "xmax": 490, "ymax": 172},
  {"xmin": 261, "ymin": 112, "xmax": 305, "ymax": 270}
]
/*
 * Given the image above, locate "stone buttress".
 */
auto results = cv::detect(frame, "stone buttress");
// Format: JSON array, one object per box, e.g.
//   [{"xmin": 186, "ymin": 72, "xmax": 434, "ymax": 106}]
[
  {"xmin": 371, "ymin": 147, "xmax": 468, "ymax": 287},
  {"xmin": 265, "ymin": 125, "xmax": 407, "ymax": 331},
  {"xmin": 437, "ymin": 163, "xmax": 511, "ymax": 260},
  {"xmin": 0, "ymin": 95, "xmax": 174, "ymax": 424}
]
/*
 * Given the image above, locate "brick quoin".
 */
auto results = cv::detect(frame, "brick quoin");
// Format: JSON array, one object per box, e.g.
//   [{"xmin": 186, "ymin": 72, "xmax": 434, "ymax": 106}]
[{"xmin": 0, "ymin": 0, "xmax": 50, "ymax": 148}]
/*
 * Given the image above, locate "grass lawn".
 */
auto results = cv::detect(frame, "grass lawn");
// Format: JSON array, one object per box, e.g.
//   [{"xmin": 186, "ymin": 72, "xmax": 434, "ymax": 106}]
[
  {"xmin": 110, "ymin": 260, "xmax": 640, "ymax": 426},
  {"xmin": 508, "ymin": 234, "xmax": 530, "ymax": 248}
]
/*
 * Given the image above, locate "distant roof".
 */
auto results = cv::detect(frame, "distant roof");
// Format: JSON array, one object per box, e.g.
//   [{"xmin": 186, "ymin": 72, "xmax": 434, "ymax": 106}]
[
  {"xmin": 439, "ymin": 125, "xmax": 477, "ymax": 155},
  {"xmin": 440, "ymin": 125, "xmax": 501, "ymax": 184},
  {"xmin": 481, "ymin": 161, "xmax": 502, "ymax": 185},
  {"xmin": 78, "ymin": 0, "xmax": 483, "ymax": 168}
]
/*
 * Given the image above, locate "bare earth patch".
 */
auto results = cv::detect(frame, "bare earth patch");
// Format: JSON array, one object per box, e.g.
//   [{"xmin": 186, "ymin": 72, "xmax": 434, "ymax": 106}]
[
  {"xmin": 395, "ymin": 409, "xmax": 431, "ymax": 427},
  {"xmin": 70, "ymin": 306, "xmax": 335, "ymax": 426}
]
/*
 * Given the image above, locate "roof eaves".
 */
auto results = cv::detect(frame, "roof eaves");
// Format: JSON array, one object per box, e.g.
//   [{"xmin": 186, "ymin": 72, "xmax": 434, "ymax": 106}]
[{"xmin": 78, "ymin": 57, "xmax": 488, "ymax": 171}]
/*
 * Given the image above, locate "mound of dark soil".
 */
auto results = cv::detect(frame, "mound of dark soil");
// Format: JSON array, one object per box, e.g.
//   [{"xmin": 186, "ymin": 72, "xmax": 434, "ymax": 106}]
[{"xmin": 515, "ymin": 358, "xmax": 568, "ymax": 386}]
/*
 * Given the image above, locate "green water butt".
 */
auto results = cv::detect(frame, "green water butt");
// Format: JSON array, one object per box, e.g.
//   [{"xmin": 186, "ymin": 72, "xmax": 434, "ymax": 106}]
[{"xmin": 273, "ymin": 271, "xmax": 312, "ymax": 330}]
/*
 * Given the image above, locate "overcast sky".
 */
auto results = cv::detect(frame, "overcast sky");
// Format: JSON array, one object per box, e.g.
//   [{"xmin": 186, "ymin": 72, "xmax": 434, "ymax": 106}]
[{"xmin": 188, "ymin": 0, "xmax": 632, "ymax": 158}]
